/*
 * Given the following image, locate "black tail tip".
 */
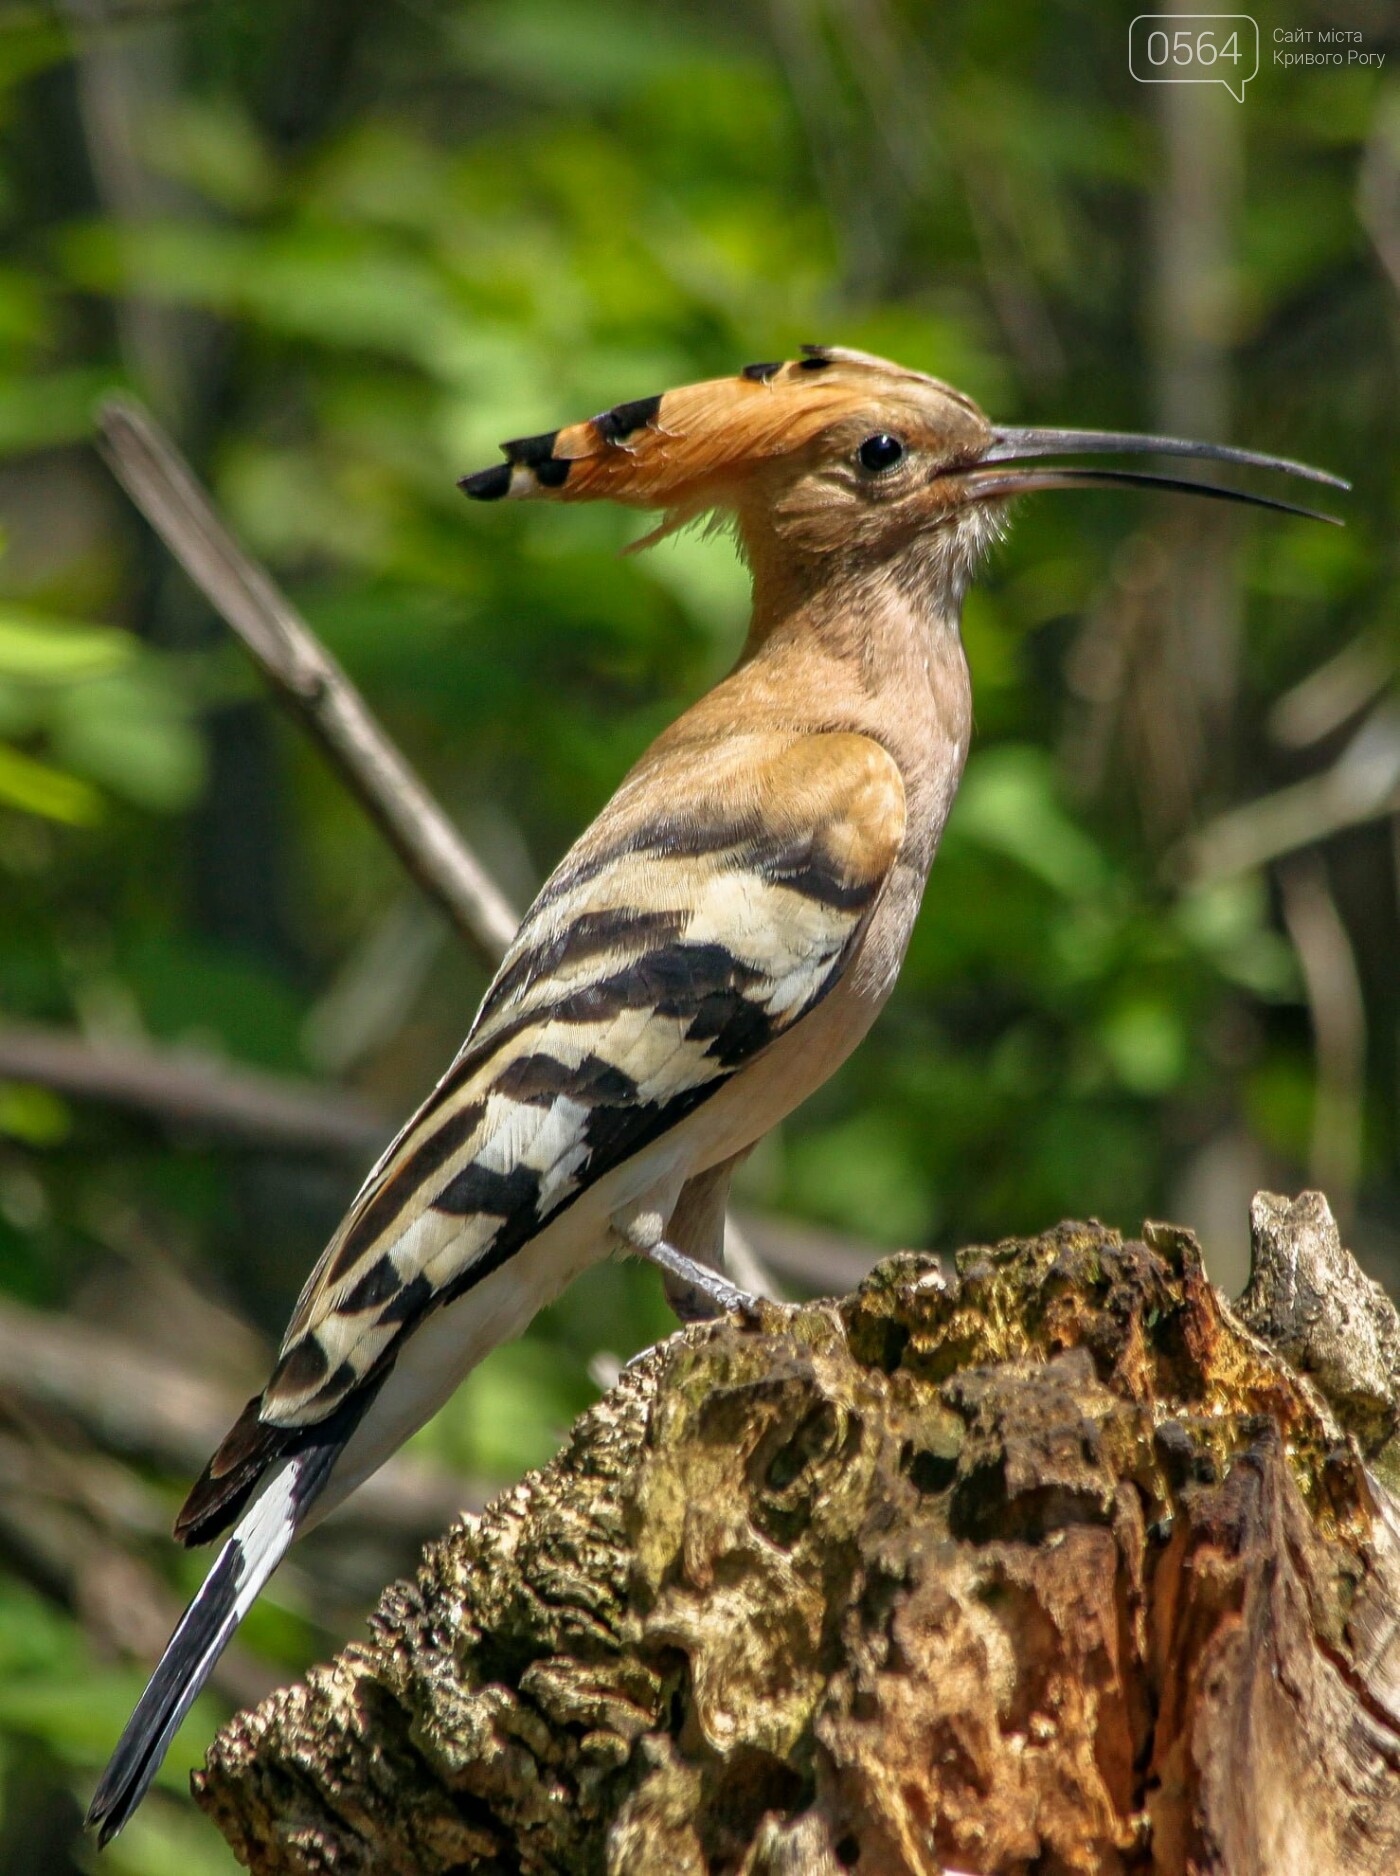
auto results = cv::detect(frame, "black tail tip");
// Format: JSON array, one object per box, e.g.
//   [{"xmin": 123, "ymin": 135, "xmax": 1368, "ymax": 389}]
[
  {"xmin": 86, "ymin": 1733, "xmax": 171, "ymax": 1847},
  {"xmin": 458, "ymin": 462, "xmax": 513, "ymax": 501}
]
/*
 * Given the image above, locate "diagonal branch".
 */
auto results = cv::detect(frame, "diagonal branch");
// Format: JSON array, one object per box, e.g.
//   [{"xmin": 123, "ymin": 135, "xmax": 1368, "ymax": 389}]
[
  {"xmin": 0, "ymin": 1020, "xmax": 385, "ymax": 1158},
  {"xmin": 1278, "ymin": 856, "xmax": 1366, "ymax": 1226},
  {"xmin": 0, "ymin": 1293, "xmax": 480, "ymax": 1538},
  {"xmin": 1171, "ymin": 701, "xmax": 1400, "ymax": 883},
  {"xmin": 96, "ymin": 396, "xmax": 521, "ymax": 970}
]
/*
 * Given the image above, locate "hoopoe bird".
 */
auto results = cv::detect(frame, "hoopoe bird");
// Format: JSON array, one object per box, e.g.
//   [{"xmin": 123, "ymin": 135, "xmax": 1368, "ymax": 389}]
[{"xmin": 88, "ymin": 345, "xmax": 1343, "ymax": 1841}]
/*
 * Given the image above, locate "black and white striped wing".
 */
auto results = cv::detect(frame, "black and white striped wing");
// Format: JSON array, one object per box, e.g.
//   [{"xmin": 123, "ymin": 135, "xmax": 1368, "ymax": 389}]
[{"xmin": 177, "ymin": 730, "xmax": 904, "ymax": 1542}]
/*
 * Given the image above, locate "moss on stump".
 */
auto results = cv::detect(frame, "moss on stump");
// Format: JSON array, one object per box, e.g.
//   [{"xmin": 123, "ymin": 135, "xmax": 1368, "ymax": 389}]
[{"xmin": 197, "ymin": 1208, "xmax": 1400, "ymax": 1875}]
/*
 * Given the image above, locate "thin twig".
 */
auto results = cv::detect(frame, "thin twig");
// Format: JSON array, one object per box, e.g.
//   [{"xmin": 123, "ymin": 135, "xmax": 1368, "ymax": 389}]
[
  {"xmin": 1359, "ymin": 89, "xmax": 1400, "ymax": 303},
  {"xmin": 1, "ymin": 1017, "xmax": 866, "ymax": 1292},
  {"xmin": 1172, "ymin": 703, "xmax": 1400, "ymax": 884},
  {"xmin": 733, "ymin": 1206, "xmax": 885, "ymax": 1296},
  {"xmin": 0, "ymin": 1020, "xmax": 386, "ymax": 1157},
  {"xmin": 96, "ymin": 395, "xmax": 521, "ymax": 968},
  {"xmin": 1267, "ymin": 634, "xmax": 1395, "ymax": 752},
  {"xmin": 1278, "ymin": 854, "xmax": 1366, "ymax": 1226},
  {"xmin": 0, "ymin": 1294, "xmax": 481, "ymax": 1535}
]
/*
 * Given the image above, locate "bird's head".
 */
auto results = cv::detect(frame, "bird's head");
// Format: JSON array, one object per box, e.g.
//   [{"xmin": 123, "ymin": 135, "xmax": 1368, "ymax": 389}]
[{"xmin": 460, "ymin": 345, "xmax": 1344, "ymax": 598}]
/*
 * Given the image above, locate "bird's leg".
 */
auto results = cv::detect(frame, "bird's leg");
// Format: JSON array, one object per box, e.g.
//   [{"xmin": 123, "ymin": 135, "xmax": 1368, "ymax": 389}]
[
  {"xmin": 643, "ymin": 1236, "xmax": 762, "ymax": 1322},
  {"xmin": 613, "ymin": 1198, "xmax": 762, "ymax": 1323},
  {"xmin": 658, "ymin": 1152, "xmax": 769, "ymax": 1321}
]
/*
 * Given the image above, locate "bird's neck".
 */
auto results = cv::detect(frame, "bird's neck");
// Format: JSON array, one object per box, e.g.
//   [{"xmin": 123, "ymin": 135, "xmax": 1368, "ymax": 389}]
[{"xmin": 729, "ymin": 542, "xmax": 974, "ymax": 869}]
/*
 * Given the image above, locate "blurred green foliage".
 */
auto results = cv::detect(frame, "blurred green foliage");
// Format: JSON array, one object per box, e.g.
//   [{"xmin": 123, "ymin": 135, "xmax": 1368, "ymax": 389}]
[{"xmin": 0, "ymin": 1, "xmax": 1395, "ymax": 1868}]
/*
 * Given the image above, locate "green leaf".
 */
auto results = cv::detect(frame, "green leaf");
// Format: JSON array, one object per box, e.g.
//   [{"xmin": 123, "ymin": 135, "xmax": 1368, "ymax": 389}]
[
  {"xmin": 0, "ymin": 607, "xmax": 134, "ymax": 683},
  {"xmin": 49, "ymin": 667, "xmax": 204, "ymax": 812},
  {"xmin": 0, "ymin": 742, "xmax": 102, "ymax": 823},
  {"xmin": 452, "ymin": 0, "xmax": 714, "ymax": 104},
  {"xmin": 0, "ymin": 367, "xmax": 123, "ymax": 455},
  {"xmin": 413, "ymin": 1338, "xmax": 587, "ymax": 1480},
  {"xmin": 785, "ymin": 1113, "xmax": 936, "ymax": 1247},
  {"xmin": 1098, "ymin": 999, "xmax": 1188, "ymax": 1097},
  {"xmin": 0, "ymin": 263, "xmax": 45, "ymax": 352},
  {"xmin": 952, "ymin": 746, "xmax": 1110, "ymax": 898},
  {"xmin": 0, "ymin": 15, "xmax": 70, "ymax": 92},
  {"xmin": 0, "ymin": 1082, "xmax": 69, "ymax": 1146},
  {"xmin": 141, "ymin": 95, "xmax": 276, "ymax": 214},
  {"xmin": 641, "ymin": 524, "xmax": 750, "ymax": 637},
  {"xmin": 1175, "ymin": 877, "xmax": 1299, "ymax": 998}
]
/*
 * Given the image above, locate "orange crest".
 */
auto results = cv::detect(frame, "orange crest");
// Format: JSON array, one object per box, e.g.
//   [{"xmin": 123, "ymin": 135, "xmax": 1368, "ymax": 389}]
[{"xmin": 458, "ymin": 346, "xmax": 986, "ymax": 524}]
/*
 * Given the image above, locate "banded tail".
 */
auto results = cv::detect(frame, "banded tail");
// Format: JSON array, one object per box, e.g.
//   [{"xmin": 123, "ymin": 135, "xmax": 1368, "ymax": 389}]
[{"xmin": 86, "ymin": 1436, "xmax": 342, "ymax": 1843}]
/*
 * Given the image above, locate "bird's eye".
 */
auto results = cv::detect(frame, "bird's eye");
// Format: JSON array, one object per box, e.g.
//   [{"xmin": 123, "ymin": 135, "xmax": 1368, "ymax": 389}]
[{"xmin": 858, "ymin": 433, "xmax": 905, "ymax": 474}]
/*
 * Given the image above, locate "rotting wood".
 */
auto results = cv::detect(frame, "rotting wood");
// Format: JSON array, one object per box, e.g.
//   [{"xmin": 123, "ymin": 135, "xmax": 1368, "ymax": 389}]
[{"xmin": 196, "ymin": 1196, "xmax": 1400, "ymax": 1875}]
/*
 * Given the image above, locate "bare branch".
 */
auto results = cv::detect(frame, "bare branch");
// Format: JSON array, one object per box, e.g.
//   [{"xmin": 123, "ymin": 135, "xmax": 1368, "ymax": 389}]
[
  {"xmin": 1359, "ymin": 89, "xmax": 1400, "ymax": 303},
  {"xmin": 1268, "ymin": 634, "xmax": 1395, "ymax": 751},
  {"xmin": 734, "ymin": 1206, "xmax": 883, "ymax": 1295},
  {"xmin": 1173, "ymin": 702, "xmax": 1400, "ymax": 882},
  {"xmin": 0, "ymin": 1293, "xmax": 480, "ymax": 1538},
  {"xmin": 95, "ymin": 396, "xmax": 521, "ymax": 969},
  {"xmin": 0, "ymin": 1012, "xmax": 869, "ymax": 1294},
  {"xmin": 1279, "ymin": 856, "xmax": 1367, "ymax": 1226},
  {"xmin": 0, "ymin": 1021, "xmax": 385, "ymax": 1158}
]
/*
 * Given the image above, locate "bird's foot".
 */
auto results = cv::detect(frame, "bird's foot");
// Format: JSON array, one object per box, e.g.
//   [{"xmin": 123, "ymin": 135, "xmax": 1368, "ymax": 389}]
[{"xmin": 636, "ymin": 1236, "xmax": 765, "ymax": 1325}]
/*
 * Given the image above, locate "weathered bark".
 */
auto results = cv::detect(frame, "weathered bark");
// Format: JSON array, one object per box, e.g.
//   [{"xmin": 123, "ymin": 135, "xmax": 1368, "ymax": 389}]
[{"xmin": 197, "ymin": 1198, "xmax": 1400, "ymax": 1874}]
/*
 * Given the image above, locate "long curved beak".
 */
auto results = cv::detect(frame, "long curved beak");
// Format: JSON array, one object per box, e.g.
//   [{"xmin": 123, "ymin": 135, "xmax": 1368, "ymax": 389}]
[{"xmin": 960, "ymin": 425, "xmax": 1348, "ymax": 524}]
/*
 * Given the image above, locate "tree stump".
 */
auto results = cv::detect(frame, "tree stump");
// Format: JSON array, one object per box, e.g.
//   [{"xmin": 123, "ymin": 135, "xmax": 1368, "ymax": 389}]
[{"xmin": 196, "ymin": 1197, "xmax": 1400, "ymax": 1874}]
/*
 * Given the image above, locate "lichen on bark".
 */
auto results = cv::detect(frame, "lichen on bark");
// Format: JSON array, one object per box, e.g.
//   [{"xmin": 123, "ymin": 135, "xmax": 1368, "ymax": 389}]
[{"xmin": 197, "ymin": 1205, "xmax": 1400, "ymax": 1875}]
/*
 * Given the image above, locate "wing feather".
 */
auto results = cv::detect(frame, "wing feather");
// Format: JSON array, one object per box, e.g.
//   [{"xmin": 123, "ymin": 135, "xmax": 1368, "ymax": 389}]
[{"xmin": 178, "ymin": 730, "xmax": 903, "ymax": 1540}]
